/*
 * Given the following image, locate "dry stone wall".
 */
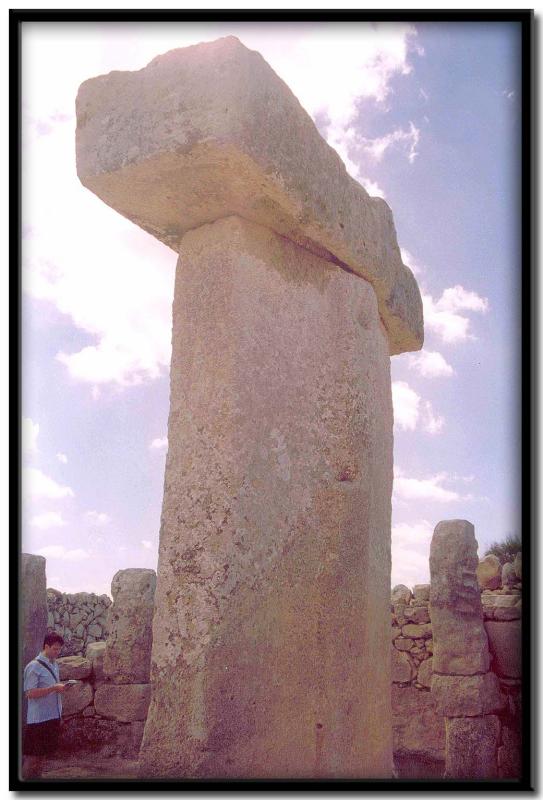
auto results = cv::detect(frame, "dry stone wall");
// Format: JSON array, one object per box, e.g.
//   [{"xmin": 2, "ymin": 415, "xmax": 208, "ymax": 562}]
[
  {"xmin": 46, "ymin": 589, "xmax": 111, "ymax": 656},
  {"xmin": 391, "ymin": 541, "xmax": 522, "ymax": 779}
]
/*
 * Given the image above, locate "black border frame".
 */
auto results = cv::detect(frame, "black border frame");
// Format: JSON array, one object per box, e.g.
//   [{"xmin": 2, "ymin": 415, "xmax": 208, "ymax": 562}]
[{"xmin": 9, "ymin": 8, "xmax": 535, "ymax": 792}]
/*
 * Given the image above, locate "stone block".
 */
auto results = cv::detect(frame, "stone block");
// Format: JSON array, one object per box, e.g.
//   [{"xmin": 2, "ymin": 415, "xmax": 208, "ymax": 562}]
[
  {"xmin": 391, "ymin": 585, "xmax": 412, "ymax": 605},
  {"xmin": 413, "ymin": 584, "xmax": 430, "ymax": 601},
  {"xmin": 394, "ymin": 637, "xmax": 414, "ymax": 652},
  {"xmin": 86, "ymin": 641, "xmax": 107, "ymax": 683},
  {"xmin": 477, "ymin": 554, "xmax": 502, "ymax": 590},
  {"xmin": 417, "ymin": 657, "xmax": 433, "ymax": 689},
  {"xmin": 62, "ymin": 680, "xmax": 94, "ymax": 717},
  {"xmin": 403, "ymin": 606, "xmax": 430, "ymax": 625},
  {"xmin": 57, "ymin": 655, "xmax": 92, "ymax": 681},
  {"xmin": 444, "ymin": 715, "xmax": 500, "ymax": 779},
  {"xmin": 502, "ymin": 561, "xmax": 517, "ymax": 587},
  {"xmin": 391, "ymin": 685, "xmax": 445, "ymax": 762},
  {"xmin": 484, "ymin": 619, "xmax": 521, "ymax": 678},
  {"xmin": 94, "ymin": 684, "xmax": 151, "ymax": 722},
  {"xmin": 392, "ymin": 648, "xmax": 414, "ymax": 683},
  {"xmin": 493, "ymin": 605, "xmax": 521, "ymax": 621},
  {"xmin": 76, "ymin": 36, "xmax": 422, "ymax": 355},
  {"xmin": 513, "ymin": 552, "xmax": 522, "ymax": 580},
  {"xmin": 431, "ymin": 672, "xmax": 505, "ymax": 717},
  {"xmin": 401, "ymin": 623, "xmax": 432, "ymax": 640}
]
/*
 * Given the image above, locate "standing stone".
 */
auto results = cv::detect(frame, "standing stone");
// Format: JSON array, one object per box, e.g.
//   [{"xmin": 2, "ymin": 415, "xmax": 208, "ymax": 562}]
[
  {"xmin": 76, "ymin": 36, "xmax": 423, "ymax": 780},
  {"xmin": 444, "ymin": 716, "xmax": 500, "ymax": 779},
  {"xmin": 103, "ymin": 569, "xmax": 156, "ymax": 684},
  {"xmin": 22, "ymin": 554, "xmax": 48, "ymax": 670},
  {"xmin": 429, "ymin": 520, "xmax": 490, "ymax": 675}
]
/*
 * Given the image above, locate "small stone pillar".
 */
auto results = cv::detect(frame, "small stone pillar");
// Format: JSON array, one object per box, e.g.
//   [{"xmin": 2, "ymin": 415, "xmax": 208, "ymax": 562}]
[
  {"xmin": 21, "ymin": 554, "xmax": 48, "ymax": 669},
  {"xmin": 75, "ymin": 36, "xmax": 423, "ymax": 779},
  {"xmin": 429, "ymin": 520, "xmax": 504, "ymax": 779},
  {"xmin": 103, "ymin": 568, "xmax": 156, "ymax": 684}
]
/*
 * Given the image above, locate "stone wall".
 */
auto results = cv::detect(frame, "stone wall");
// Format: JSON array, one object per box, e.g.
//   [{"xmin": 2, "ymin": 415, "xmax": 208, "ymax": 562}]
[
  {"xmin": 47, "ymin": 589, "xmax": 111, "ymax": 656},
  {"xmin": 391, "ymin": 550, "xmax": 522, "ymax": 778},
  {"xmin": 51, "ymin": 569, "xmax": 156, "ymax": 761}
]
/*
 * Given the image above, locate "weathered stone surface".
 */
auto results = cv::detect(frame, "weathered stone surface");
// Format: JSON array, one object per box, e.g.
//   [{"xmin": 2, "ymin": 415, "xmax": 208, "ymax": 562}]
[
  {"xmin": 412, "ymin": 584, "xmax": 430, "ymax": 602},
  {"xmin": 394, "ymin": 637, "xmax": 414, "ymax": 652},
  {"xmin": 429, "ymin": 520, "xmax": 490, "ymax": 675},
  {"xmin": 94, "ymin": 684, "xmax": 151, "ymax": 723},
  {"xmin": 444, "ymin": 715, "xmax": 500, "ymax": 779},
  {"xmin": 502, "ymin": 561, "xmax": 516, "ymax": 587},
  {"xmin": 62, "ymin": 681, "xmax": 94, "ymax": 717},
  {"xmin": 391, "ymin": 685, "xmax": 445, "ymax": 761},
  {"xmin": 391, "ymin": 585, "xmax": 412, "ymax": 605},
  {"xmin": 481, "ymin": 593, "xmax": 519, "ymax": 608},
  {"xmin": 484, "ymin": 620, "xmax": 522, "ymax": 678},
  {"xmin": 392, "ymin": 648, "xmax": 414, "ymax": 683},
  {"xmin": 498, "ymin": 744, "xmax": 521, "ymax": 779},
  {"xmin": 22, "ymin": 554, "xmax": 48, "ymax": 668},
  {"xmin": 76, "ymin": 36, "xmax": 422, "ymax": 355},
  {"xmin": 86, "ymin": 641, "xmax": 106, "ymax": 683},
  {"xmin": 402, "ymin": 623, "xmax": 432, "ymax": 639},
  {"xmin": 103, "ymin": 568, "xmax": 156, "ymax": 684},
  {"xmin": 431, "ymin": 672, "xmax": 505, "ymax": 717},
  {"xmin": 403, "ymin": 606, "xmax": 430, "ymax": 625},
  {"xmin": 57, "ymin": 655, "xmax": 92, "ymax": 681},
  {"xmin": 139, "ymin": 216, "xmax": 395, "ymax": 779},
  {"xmin": 477, "ymin": 554, "xmax": 502, "ymax": 590},
  {"xmin": 513, "ymin": 552, "xmax": 522, "ymax": 580},
  {"xmin": 417, "ymin": 657, "xmax": 433, "ymax": 689},
  {"xmin": 493, "ymin": 604, "xmax": 521, "ymax": 621},
  {"xmin": 391, "ymin": 625, "xmax": 401, "ymax": 641}
]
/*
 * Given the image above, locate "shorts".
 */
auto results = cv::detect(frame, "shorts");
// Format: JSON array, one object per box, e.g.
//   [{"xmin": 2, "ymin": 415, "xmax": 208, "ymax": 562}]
[{"xmin": 23, "ymin": 719, "xmax": 61, "ymax": 757}]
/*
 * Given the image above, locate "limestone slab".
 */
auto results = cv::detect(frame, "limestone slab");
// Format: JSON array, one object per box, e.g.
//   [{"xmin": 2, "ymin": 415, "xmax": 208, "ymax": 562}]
[
  {"xmin": 58, "ymin": 656, "xmax": 92, "ymax": 681},
  {"xmin": 94, "ymin": 684, "xmax": 151, "ymax": 722},
  {"xmin": 392, "ymin": 648, "xmax": 414, "ymax": 683},
  {"xmin": 477, "ymin": 554, "xmax": 502, "ymax": 590},
  {"xmin": 391, "ymin": 685, "xmax": 445, "ymax": 762},
  {"xmin": 62, "ymin": 681, "xmax": 94, "ymax": 717},
  {"xmin": 444, "ymin": 715, "xmax": 500, "ymax": 779},
  {"xmin": 431, "ymin": 672, "xmax": 505, "ymax": 717},
  {"xmin": 139, "ymin": 216, "xmax": 394, "ymax": 778},
  {"xmin": 75, "ymin": 36, "xmax": 422, "ymax": 356}
]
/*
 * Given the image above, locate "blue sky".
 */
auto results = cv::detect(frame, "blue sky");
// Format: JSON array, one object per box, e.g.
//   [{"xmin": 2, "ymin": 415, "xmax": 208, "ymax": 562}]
[{"xmin": 20, "ymin": 20, "xmax": 522, "ymax": 595}]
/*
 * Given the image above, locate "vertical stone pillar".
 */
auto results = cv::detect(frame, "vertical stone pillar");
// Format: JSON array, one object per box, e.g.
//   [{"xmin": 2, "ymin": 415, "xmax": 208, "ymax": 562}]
[
  {"xmin": 75, "ymin": 35, "xmax": 423, "ymax": 779},
  {"xmin": 21, "ymin": 554, "xmax": 47, "ymax": 670},
  {"xmin": 102, "ymin": 568, "xmax": 156, "ymax": 684},
  {"xmin": 429, "ymin": 520, "xmax": 504, "ymax": 779}
]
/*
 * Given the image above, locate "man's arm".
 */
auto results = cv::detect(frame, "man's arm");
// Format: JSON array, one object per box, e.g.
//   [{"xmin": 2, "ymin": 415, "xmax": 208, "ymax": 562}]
[{"xmin": 26, "ymin": 684, "xmax": 66, "ymax": 699}]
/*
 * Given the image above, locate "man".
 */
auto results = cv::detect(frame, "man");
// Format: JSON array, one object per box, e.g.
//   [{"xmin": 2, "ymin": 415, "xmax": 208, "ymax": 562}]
[{"xmin": 22, "ymin": 632, "xmax": 67, "ymax": 780}]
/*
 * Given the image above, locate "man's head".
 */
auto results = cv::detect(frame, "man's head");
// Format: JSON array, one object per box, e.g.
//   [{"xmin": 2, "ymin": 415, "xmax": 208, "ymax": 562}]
[{"xmin": 42, "ymin": 632, "xmax": 64, "ymax": 661}]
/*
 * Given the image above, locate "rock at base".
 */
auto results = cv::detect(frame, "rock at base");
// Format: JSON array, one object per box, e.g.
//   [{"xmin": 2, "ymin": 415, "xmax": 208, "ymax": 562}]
[
  {"xmin": 62, "ymin": 681, "xmax": 94, "ymax": 717},
  {"xmin": 94, "ymin": 684, "xmax": 151, "ymax": 722},
  {"xmin": 392, "ymin": 685, "xmax": 445, "ymax": 762},
  {"xmin": 444, "ymin": 715, "xmax": 500, "ymax": 779},
  {"xmin": 484, "ymin": 619, "xmax": 522, "ymax": 678}
]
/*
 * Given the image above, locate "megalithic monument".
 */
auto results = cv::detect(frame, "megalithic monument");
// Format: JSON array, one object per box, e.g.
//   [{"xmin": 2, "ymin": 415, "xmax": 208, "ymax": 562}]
[{"xmin": 76, "ymin": 36, "xmax": 423, "ymax": 779}]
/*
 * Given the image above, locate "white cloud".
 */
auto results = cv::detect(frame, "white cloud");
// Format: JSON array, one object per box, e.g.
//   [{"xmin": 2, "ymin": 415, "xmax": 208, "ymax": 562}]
[
  {"xmin": 35, "ymin": 545, "xmax": 90, "ymax": 562},
  {"xmin": 392, "ymin": 381, "xmax": 420, "ymax": 431},
  {"xmin": 141, "ymin": 540, "xmax": 153, "ymax": 550},
  {"xmin": 359, "ymin": 122, "xmax": 420, "ymax": 164},
  {"xmin": 150, "ymin": 437, "xmax": 168, "ymax": 451},
  {"xmin": 358, "ymin": 176, "xmax": 387, "ymax": 199},
  {"xmin": 22, "ymin": 417, "xmax": 39, "ymax": 457},
  {"xmin": 23, "ymin": 467, "xmax": 74, "ymax": 500},
  {"xmin": 85, "ymin": 510, "xmax": 111, "ymax": 526},
  {"xmin": 423, "ymin": 285, "xmax": 489, "ymax": 343},
  {"xmin": 393, "ymin": 471, "xmax": 461, "ymax": 503},
  {"xmin": 391, "ymin": 519, "xmax": 433, "ymax": 587},
  {"xmin": 30, "ymin": 511, "xmax": 67, "ymax": 529},
  {"xmin": 56, "ymin": 452, "xmax": 68, "ymax": 464},
  {"xmin": 408, "ymin": 350, "xmax": 454, "ymax": 378},
  {"xmin": 422, "ymin": 401, "xmax": 445, "ymax": 435}
]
